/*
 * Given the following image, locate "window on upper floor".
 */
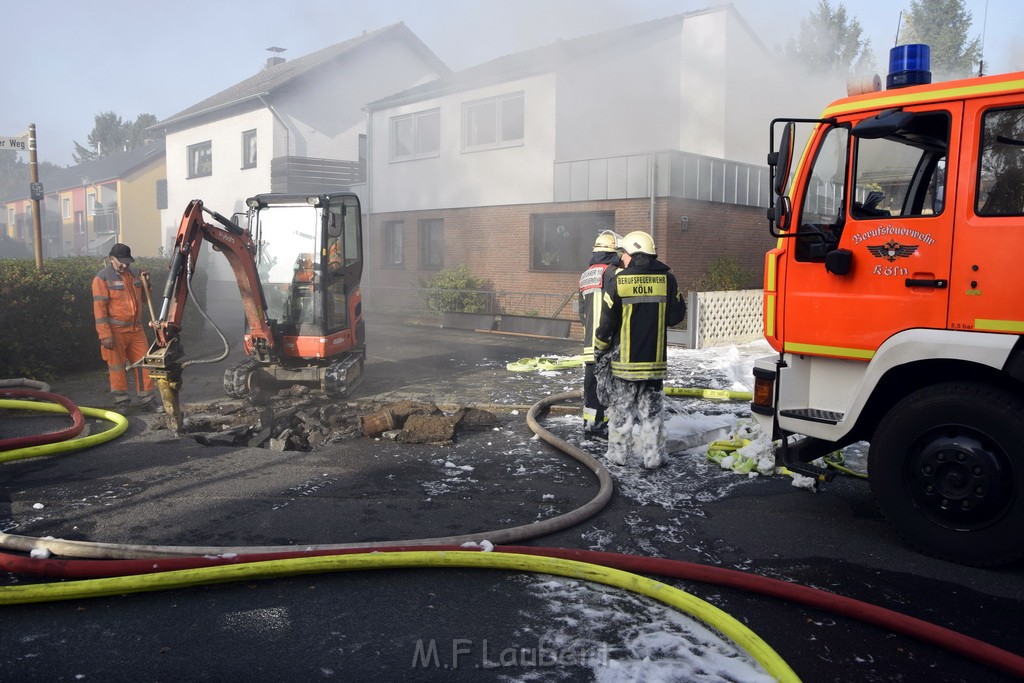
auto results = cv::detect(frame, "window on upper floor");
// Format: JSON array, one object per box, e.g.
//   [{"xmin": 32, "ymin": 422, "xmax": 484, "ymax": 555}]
[
  {"xmin": 188, "ymin": 141, "xmax": 213, "ymax": 178},
  {"xmin": 242, "ymin": 130, "xmax": 257, "ymax": 169},
  {"xmin": 62, "ymin": 197, "xmax": 71, "ymax": 220},
  {"xmin": 463, "ymin": 92, "xmax": 524, "ymax": 152},
  {"xmin": 86, "ymin": 193, "xmax": 96, "ymax": 216},
  {"xmin": 531, "ymin": 212, "xmax": 615, "ymax": 272},
  {"xmin": 419, "ymin": 218, "xmax": 444, "ymax": 269},
  {"xmin": 391, "ymin": 109, "xmax": 440, "ymax": 161},
  {"xmin": 383, "ymin": 221, "xmax": 404, "ymax": 267}
]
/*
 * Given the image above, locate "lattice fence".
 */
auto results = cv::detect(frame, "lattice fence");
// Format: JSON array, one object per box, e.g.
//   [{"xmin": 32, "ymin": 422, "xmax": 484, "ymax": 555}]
[{"xmin": 686, "ymin": 289, "xmax": 763, "ymax": 349}]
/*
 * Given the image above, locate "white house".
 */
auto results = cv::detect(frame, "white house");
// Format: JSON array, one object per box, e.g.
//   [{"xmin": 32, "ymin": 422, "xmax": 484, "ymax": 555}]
[
  {"xmin": 361, "ymin": 5, "xmax": 787, "ymax": 318},
  {"xmin": 151, "ymin": 22, "xmax": 449, "ymax": 300}
]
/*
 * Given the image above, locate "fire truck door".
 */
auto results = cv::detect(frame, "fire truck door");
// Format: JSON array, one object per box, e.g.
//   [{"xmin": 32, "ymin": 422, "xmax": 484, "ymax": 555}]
[
  {"xmin": 783, "ymin": 105, "xmax": 961, "ymax": 359},
  {"xmin": 949, "ymin": 95, "xmax": 1024, "ymax": 333}
]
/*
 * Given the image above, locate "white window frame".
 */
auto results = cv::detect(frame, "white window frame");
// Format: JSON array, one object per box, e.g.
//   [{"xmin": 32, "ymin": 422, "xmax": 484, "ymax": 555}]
[
  {"xmin": 87, "ymin": 192, "xmax": 96, "ymax": 216},
  {"xmin": 62, "ymin": 197, "xmax": 71, "ymax": 220},
  {"xmin": 242, "ymin": 129, "xmax": 257, "ymax": 169},
  {"xmin": 390, "ymin": 108, "xmax": 440, "ymax": 161},
  {"xmin": 383, "ymin": 220, "xmax": 404, "ymax": 267},
  {"xmin": 462, "ymin": 92, "xmax": 524, "ymax": 152},
  {"xmin": 188, "ymin": 141, "xmax": 213, "ymax": 178}
]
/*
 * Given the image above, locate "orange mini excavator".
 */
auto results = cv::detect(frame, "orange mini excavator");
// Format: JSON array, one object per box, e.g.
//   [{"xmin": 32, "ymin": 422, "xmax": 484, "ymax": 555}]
[{"xmin": 142, "ymin": 194, "xmax": 365, "ymax": 431}]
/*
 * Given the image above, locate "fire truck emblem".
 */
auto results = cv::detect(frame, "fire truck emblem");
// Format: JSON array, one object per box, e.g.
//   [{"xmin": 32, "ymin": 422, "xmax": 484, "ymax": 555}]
[{"xmin": 867, "ymin": 240, "xmax": 918, "ymax": 262}]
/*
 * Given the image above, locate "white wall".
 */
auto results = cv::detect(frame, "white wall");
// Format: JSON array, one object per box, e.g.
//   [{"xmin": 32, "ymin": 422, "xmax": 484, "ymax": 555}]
[
  {"xmin": 162, "ymin": 107, "xmax": 275, "ymax": 247},
  {"xmin": 678, "ymin": 11, "xmax": 729, "ymax": 159},
  {"xmin": 370, "ymin": 73, "xmax": 558, "ymax": 213},
  {"xmin": 555, "ymin": 23, "xmax": 683, "ymax": 161},
  {"xmin": 277, "ymin": 37, "xmax": 441, "ymax": 161},
  {"xmin": 161, "ymin": 108, "xmax": 274, "ymax": 285},
  {"xmin": 722, "ymin": 12, "xmax": 786, "ymax": 166}
]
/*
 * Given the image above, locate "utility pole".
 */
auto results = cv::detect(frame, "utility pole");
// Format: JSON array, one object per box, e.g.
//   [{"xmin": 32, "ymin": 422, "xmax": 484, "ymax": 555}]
[{"xmin": 28, "ymin": 124, "xmax": 43, "ymax": 272}]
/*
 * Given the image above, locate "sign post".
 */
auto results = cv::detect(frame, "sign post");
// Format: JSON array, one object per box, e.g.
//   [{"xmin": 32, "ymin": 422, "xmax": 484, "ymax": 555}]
[{"xmin": 28, "ymin": 124, "xmax": 43, "ymax": 271}]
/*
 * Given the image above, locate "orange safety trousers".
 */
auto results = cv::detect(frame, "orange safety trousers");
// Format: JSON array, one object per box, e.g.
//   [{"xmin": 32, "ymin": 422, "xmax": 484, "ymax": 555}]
[{"xmin": 101, "ymin": 327, "xmax": 153, "ymax": 395}]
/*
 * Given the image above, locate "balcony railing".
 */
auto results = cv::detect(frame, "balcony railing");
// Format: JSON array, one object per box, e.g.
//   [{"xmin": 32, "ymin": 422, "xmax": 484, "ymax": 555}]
[{"xmin": 554, "ymin": 150, "xmax": 769, "ymax": 208}]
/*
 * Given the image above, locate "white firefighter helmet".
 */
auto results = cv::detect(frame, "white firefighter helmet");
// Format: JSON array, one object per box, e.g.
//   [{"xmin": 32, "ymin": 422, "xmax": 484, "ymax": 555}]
[
  {"xmin": 621, "ymin": 230, "xmax": 656, "ymax": 256},
  {"xmin": 592, "ymin": 230, "xmax": 621, "ymax": 253}
]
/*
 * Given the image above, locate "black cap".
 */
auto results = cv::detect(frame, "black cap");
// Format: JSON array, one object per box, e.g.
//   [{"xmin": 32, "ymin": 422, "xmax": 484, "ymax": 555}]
[{"xmin": 109, "ymin": 243, "xmax": 134, "ymax": 263}]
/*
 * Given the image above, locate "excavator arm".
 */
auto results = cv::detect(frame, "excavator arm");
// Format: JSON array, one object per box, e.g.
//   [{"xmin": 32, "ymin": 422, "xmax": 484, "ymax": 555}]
[{"xmin": 143, "ymin": 199, "xmax": 274, "ymax": 432}]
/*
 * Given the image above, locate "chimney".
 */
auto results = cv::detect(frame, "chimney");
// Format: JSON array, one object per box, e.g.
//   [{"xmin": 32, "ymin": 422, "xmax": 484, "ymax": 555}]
[{"xmin": 265, "ymin": 46, "xmax": 286, "ymax": 69}]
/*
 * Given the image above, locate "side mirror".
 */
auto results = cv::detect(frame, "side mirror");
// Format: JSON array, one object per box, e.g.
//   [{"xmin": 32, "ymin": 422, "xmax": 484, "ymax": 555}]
[
  {"xmin": 825, "ymin": 248, "xmax": 853, "ymax": 275},
  {"xmin": 773, "ymin": 122, "xmax": 795, "ymax": 197}
]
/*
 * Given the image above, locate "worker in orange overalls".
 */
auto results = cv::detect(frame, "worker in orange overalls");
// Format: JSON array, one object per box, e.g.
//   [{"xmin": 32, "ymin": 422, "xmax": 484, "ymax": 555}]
[{"xmin": 92, "ymin": 243, "xmax": 156, "ymax": 411}]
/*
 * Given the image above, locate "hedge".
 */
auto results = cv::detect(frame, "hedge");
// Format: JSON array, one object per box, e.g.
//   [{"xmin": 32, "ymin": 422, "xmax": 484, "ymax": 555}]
[{"xmin": 0, "ymin": 256, "xmax": 207, "ymax": 381}]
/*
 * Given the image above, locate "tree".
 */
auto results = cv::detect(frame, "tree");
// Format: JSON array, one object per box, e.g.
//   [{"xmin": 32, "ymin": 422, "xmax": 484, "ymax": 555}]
[
  {"xmin": 128, "ymin": 113, "xmax": 162, "ymax": 148},
  {"xmin": 785, "ymin": 0, "xmax": 876, "ymax": 77},
  {"xmin": 72, "ymin": 111, "xmax": 162, "ymax": 163},
  {"xmin": 899, "ymin": 0, "xmax": 982, "ymax": 80},
  {"xmin": 0, "ymin": 150, "xmax": 61, "ymax": 201}
]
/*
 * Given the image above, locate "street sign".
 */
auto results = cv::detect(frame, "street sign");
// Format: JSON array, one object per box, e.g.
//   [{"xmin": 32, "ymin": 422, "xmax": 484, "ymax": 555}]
[
  {"xmin": 0, "ymin": 135, "xmax": 28, "ymax": 151},
  {"xmin": 30, "ymin": 182, "xmax": 43, "ymax": 200}
]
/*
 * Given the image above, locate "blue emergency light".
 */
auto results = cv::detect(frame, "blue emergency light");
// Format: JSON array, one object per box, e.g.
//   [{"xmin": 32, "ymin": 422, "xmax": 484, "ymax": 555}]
[{"xmin": 887, "ymin": 44, "xmax": 931, "ymax": 89}]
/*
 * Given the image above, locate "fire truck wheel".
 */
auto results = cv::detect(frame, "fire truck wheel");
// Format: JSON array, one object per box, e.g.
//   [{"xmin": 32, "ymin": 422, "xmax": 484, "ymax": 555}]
[
  {"xmin": 869, "ymin": 381, "xmax": 1024, "ymax": 566},
  {"xmin": 223, "ymin": 360, "xmax": 259, "ymax": 399}
]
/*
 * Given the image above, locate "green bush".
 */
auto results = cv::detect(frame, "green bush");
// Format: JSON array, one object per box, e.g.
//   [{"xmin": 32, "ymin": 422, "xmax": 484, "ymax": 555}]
[
  {"xmin": 422, "ymin": 265, "xmax": 490, "ymax": 314},
  {"xmin": 0, "ymin": 255, "xmax": 207, "ymax": 381},
  {"xmin": 695, "ymin": 256, "xmax": 756, "ymax": 292}
]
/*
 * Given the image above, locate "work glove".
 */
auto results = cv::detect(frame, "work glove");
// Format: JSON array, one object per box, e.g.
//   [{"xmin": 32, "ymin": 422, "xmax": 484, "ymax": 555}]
[{"xmin": 100, "ymin": 337, "xmax": 114, "ymax": 350}]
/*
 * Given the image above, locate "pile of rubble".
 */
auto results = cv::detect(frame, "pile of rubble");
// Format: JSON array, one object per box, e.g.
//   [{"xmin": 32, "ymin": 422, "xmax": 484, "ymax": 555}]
[
  {"xmin": 359, "ymin": 399, "xmax": 498, "ymax": 444},
  {"xmin": 173, "ymin": 386, "xmax": 499, "ymax": 451}
]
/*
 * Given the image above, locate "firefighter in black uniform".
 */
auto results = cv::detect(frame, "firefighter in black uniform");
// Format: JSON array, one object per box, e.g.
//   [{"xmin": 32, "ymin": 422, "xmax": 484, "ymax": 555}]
[
  {"xmin": 594, "ymin": 230, "xmax": 686, "ymax": 468},
  {"xmin": 578, "ymin": 230, "xmax": 622, "ymax": 439}
]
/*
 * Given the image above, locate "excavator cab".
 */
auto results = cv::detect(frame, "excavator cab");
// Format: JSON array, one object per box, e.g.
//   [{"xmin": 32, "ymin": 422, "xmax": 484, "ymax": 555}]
[{"xmin": 224, "ymin": 192, "xmax": 365, "ymax": 399}]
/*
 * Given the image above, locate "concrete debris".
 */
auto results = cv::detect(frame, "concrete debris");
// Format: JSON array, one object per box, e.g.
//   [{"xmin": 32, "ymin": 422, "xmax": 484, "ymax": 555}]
[
  {"xmin": 173, "ymin": 385, "xmax": 499, "ymax": 452},
  {"xmin": 361, "ymin": 401, "xmax": 498, "ymax": 445},
  {"xmin": 397, "ymin": 414, "xmax": 457, "ymax": 444}
]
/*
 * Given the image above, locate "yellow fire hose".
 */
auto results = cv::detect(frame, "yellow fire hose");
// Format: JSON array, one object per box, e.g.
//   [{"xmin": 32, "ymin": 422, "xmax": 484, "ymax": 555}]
[{"xmin": 0, "ymin": 550, "xmax": 799, "ymax": 682}]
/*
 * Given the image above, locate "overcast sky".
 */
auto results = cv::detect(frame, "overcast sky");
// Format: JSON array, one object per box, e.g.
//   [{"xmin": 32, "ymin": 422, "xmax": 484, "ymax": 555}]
[{"xmin": 4, "ymin": 0, "xmax": 1020, "ymax": 167}]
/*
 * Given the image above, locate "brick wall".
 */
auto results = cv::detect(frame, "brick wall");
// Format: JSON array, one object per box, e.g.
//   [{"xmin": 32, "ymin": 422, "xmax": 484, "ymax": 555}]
[{"xmin": 365, "ymin": 197, "xmax": 776, "ymax": 306}]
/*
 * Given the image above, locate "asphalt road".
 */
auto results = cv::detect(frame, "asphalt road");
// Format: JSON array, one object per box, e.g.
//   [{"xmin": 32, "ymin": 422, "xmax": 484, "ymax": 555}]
[{"xmin": 0, "ymin": 318, "xmax": 1021, "ymax": 682}]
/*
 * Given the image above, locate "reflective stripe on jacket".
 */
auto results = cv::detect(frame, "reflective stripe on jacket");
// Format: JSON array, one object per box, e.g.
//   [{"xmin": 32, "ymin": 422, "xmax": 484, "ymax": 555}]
[
  {"xmin": 578, "ymin": 262, "xmax": 613, "ymax": 360},
  {"xmin": 93, "ymin": 264, "xmax": 144, "ymax": 341}
]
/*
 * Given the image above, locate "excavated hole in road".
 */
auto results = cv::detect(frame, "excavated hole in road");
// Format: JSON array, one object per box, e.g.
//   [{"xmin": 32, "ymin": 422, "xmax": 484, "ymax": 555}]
[{"xmin": 170, "ymin": 385, "xmax": 501, "ymax": 451}]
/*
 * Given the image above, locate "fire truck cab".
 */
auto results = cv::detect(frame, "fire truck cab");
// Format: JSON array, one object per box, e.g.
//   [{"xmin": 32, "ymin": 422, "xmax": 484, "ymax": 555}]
[{"xmin": 753, "ymin": 45, "xmax": 1024, "ymax": 565}]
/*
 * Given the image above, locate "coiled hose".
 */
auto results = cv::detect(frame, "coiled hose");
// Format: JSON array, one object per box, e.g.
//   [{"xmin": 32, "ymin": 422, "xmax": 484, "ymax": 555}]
[
  {"xmin": 0, "ymin": 398, "xmax": 128, "ymax": 463},
  {"xmin": 0, "ymin": 389, "xmax": 85, "ymax": 451}
]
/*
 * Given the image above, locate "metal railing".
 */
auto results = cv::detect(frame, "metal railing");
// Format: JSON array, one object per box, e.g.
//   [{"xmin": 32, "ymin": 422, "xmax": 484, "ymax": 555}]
[{"xmin": 363, "ymin": 286, "xmax": 578, "ymax": 320}]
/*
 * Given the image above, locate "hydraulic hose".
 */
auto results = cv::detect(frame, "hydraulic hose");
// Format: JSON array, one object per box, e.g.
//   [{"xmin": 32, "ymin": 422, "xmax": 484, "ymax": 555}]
[
  {"xmin": 0, "ymin": 389, "xmax": 85, "ymax": 451},
  {"xmin": 0, "ymin": 400, "xmax": 128, "ymax": 463},
  {"xmin": 0, "ymin": 390, "xmax": 611, "ymax": 558},
  {"xmin": 0, "ymin": 549, "xmax": 799, "ymax": 682}
]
